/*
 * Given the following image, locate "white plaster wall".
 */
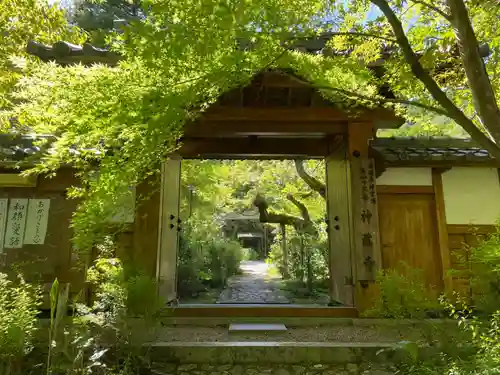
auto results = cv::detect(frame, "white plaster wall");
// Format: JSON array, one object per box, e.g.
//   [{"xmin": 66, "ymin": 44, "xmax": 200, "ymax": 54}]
[
  {"xmin": 376, "ymin": 167, "xmax": 433, "ymax": 186},
  {"xmin": 442, "ymin": 167, "xmax": 500, "ymax": 225}
]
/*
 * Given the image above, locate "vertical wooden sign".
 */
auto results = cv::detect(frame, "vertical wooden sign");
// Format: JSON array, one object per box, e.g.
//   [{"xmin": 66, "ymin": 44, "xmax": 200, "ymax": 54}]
[
  {"xmin": 5, "ymin": 199, "xmax": 28, "ymax": 249},
  {"xmin": 355, "ymin": 159, "xmax": 382, "ymax": 281},
  {"xmin": 348, "ymin": 121, "xmax": 382, "ymax": 282},
  {"xmin": 0, "ymin": 199, "xmax": 8, "ymax": 252},
  {"xmin": 24, "ymin": 199, "xmax": 51, "ymax": 245}
]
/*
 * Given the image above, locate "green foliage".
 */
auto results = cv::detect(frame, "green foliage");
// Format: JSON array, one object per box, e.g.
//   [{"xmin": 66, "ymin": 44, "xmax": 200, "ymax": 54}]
[
  {"xmin": 178, "ymin": 219, "xmax": 245, "ymax": 299},
  {"xmin": 44, "ymin": 257, "xmax": 161, "ymax": 374},
  {"xmin": 450, "ymin": 228, "xmax": 500, "ymax": 315},
  {"xmin": 71, "ymin": 0, "xmax": 142, "ymax": 47},
  {"xmin": 0, "ymin": 274, "xmax": 41, "ymax": 374},
  {"xmin": 364, "ymin": 264, "xmax": 441, "ymax": 319},
  {"xmin": 269, "ymin": 229, "xmax": 329, "ymax": 284},
  {"xmin": 0, "ymin": 0, "xmax": 84, "ymax": 111}
]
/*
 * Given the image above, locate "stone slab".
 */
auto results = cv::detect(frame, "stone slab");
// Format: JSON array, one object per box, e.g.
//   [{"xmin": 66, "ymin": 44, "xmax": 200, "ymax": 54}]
[{"xmin": 229, "ymin": 323, "xmax": 287, "ymax": 333}]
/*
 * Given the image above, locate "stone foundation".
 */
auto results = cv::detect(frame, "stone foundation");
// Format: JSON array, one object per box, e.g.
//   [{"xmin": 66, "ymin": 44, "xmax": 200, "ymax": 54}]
[{"xmin": 151, "ymin": 363, "xmax": 395, "ymax": 375}]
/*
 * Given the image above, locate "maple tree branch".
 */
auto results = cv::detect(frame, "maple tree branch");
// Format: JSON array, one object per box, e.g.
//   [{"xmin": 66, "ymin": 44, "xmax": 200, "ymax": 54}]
[
  {"xmin": 287, "ymin": 194, "xmax": 311, "ymax": 223},
  {"xmin": 409, "ymin": 0, "xmax": 452, "ymax": 21},
  {"xmin": 294, "ymin": 160, "xmax": 326, "ymax": 199},
  {"xmin": 371, "ymin": 0, "xmax": 500, "ymax": 158},
  {"xmin": 287, "ymin": 74, "xmax": 449, "ymax": 116}
]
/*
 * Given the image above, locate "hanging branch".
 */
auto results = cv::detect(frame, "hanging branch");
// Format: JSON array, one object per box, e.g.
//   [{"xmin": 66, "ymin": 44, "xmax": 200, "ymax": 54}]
[
  {"xmin": 294, "ymin": 160, "xmax": 326, "ymax": 199},
  {"xmin": 253, "ymin": 194, "xmax": 315, "ymax": 233}
]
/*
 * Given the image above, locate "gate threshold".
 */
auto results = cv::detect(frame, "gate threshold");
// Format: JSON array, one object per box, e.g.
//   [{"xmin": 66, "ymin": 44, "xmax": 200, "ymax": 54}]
[{"xmin": 168, "ymin": 304, "xmax": 358, "ymax": 318}]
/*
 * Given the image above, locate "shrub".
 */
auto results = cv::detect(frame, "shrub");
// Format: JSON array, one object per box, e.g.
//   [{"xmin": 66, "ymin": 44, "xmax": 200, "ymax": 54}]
[
  {"xmin": 451, "ymin": 228, "xmax": 500, "ymax": 315},
  {"xmin": 364, "ymin": 263, "xmax": 441, "ymax": 319},
  {"xmin": 45, "ymin": 257, "xmax": 161, "ymax": 375},
  {"xmin": 178, "ymin": 219, "xmax": 246, "ymax": 298},
  {"xmin": 0, "ymin": 273, "xmax": 41, "ymax": 374}
]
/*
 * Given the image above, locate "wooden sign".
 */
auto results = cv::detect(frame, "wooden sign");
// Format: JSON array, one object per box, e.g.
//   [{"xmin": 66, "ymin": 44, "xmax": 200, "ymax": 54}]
[
  {"xmin": 5, "ymin": 199, "xmax": 28, "ymax": 249},
  {"xmin": 24, "ymin": 199, "xmax": 51, "ymax": 245},
  {"xmin": 0, "ymin": 199, "xmax": 8, "ymax": 252},
  {"xmin": 352, "ymin": 158, "xmax": 382, "ymax": 281}
]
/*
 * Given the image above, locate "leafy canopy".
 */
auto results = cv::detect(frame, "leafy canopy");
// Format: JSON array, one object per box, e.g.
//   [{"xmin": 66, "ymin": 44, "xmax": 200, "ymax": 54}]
[{"xmin": 6, "ymin": 0, "xmax": 500, "ymax": 249}]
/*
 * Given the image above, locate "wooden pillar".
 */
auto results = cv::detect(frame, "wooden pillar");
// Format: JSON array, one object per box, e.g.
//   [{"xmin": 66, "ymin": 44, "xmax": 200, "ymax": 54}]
[
  {"xmin": 347, "ymin": 122, "xmax": 382, "ymax": 308},
  {"xmin": 432, "ymin": 168, "xmax": 452, "ymax": 292},
  {"xmin": 280, "ymin": 223, "xmax": 289, "ymax": 278},
  {"xmin": 325, "ymin": 141, "xmax": 354, "ymax": 306},
  {"xmin": 156, "ymin": 155, "xmax": 182, "ymax": 303}
]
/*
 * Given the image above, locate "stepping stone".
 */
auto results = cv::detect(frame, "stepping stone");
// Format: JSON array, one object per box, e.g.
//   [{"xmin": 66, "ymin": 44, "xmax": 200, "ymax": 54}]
[{"xmin": 228, "ymin": 323, "xmax": 287, "ymax": 333}]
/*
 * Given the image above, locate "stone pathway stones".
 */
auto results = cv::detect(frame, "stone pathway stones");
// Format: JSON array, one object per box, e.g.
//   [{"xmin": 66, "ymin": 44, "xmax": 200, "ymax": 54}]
[{"xmin": 216, "ymin": 260, "xmax": 290, "ymax": 304}]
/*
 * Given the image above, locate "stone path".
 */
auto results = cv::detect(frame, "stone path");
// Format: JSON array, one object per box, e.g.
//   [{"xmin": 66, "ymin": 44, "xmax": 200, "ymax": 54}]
[{"xmin": 216, "ymin": 260, "xmax": 290, "ymax": 304}]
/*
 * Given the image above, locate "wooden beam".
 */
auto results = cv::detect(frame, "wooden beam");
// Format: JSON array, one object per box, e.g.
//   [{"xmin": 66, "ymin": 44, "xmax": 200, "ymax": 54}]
[
  {"xmin": 184, "ymin": 120, "xmax": 347, "ymax": 137},
  {"xmin": 347, "ymin": 122, "xmax": 374, "ymax": 159},
  {"xmin": 376, "ymin": 185, "xmax": 435, "ymax": 194},
  {"xmin": 0, "ymin": 173, "xmax": 37, "ymax": 187},
  {"xmin": 432, "ymin": 168, "xmax": 452, "ymax": 292},
  {"xmin": 202, "ymin": 106, "xmax": 400, "ymax": 123},
  {"xmin": 178, "ymin": 137, "xmax": 331, "ymax": 158}
]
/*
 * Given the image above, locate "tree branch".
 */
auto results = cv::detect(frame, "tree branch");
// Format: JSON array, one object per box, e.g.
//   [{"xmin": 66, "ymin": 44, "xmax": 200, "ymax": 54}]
[
  {"xmin": 409, "ymin": 0, "xmax": 452, "ymax": 21},
  {"xmin": 323, "ymin": 32, "xmax": 397, "ymax": 43},
  {"xmin": 294, "ymin": 160, "xmax": 326, "ymax": 199},
  {"xmin": 371, "ymin": 0, "xmax": 500, "ymax": 158},
  {"xmin": 253, "ymin": 194, "xmax": 314, "ymax": 233},
  {"xmin": 287, "ymin": 193, "xmax": 311, "ymax": 223},
  {"xmin": 287, "ymin": 74, "xmax": 451, "ymax": 117}
]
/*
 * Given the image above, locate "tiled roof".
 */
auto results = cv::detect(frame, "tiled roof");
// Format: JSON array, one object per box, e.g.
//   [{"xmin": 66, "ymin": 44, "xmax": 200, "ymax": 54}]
[
  {"xmin": 27, "ymin": 41, "xmax": 121, "ymax": 66},
  {"xmin": 371, "ymin": 137, "xmax": 494, "ymax": 164},
  {"xmin": 0, "ymin": 134, "xmax": 495, "ymax": 167},
  {"xmin": 0, "ymin": 134, "xmax": 104, "ymax": 166}
]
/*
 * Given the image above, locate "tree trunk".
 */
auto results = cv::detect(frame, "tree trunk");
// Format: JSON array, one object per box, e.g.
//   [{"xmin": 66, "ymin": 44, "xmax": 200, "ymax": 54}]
[
  {"xmin": 371, "ymin": 0, "xmax": 500, "ymax": 159},
  {"xmin": 446, "ymin": 0, "xmax": 500, "ymax": 143},
  {"xmin": 280, "ymin": 223, "xmax": 289, "ymax": 279}
]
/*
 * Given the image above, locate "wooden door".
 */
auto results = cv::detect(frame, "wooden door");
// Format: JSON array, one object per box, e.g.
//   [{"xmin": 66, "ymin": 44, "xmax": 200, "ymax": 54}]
[
  {"xmin": 378, "ymin": 193, "xmax": 443, "ymax": 290},
  {"xmin": 157, "ymin": 156, "xmax": 182, "ymax": 303}
]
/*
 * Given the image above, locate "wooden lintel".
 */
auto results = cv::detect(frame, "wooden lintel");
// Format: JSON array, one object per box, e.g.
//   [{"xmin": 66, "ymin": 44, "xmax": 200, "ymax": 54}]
[
  {"xmin": 185, "ymin": 120, "xmax": 347, "ymax": 137},
  {"xmin": 202, "ymin": 106, "xmax": 399, "ymax": 123},
  {"xmin": 178, "ymin": 137, "xmax": 331, "ymax": 158}
]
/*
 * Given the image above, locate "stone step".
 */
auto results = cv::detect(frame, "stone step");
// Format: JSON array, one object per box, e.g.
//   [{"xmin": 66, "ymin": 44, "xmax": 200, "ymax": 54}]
[
  {"xmin": 145, "ymin": 341, "xmax": 404, "ymax": 365},
  {"xmin": 229, "ymin": 323, "xmax": 287, "ymax": 333},
  {"xmin": 164, "ymin": 304, "xmax": 358, "ymax": 319}
]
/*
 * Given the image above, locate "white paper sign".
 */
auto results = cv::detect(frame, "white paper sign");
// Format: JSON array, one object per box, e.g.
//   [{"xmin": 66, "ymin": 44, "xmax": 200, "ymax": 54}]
[
  {"xmin": 5, "ymin": 199, "xmax": 28, "ymax": 248},
  {"xmin": 0, "ymin": 199, "xmax": 9, "ymax": 253},
  {"xmin": 24, "ymin": 199, "xmax": 51, "ymax": 245}
]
